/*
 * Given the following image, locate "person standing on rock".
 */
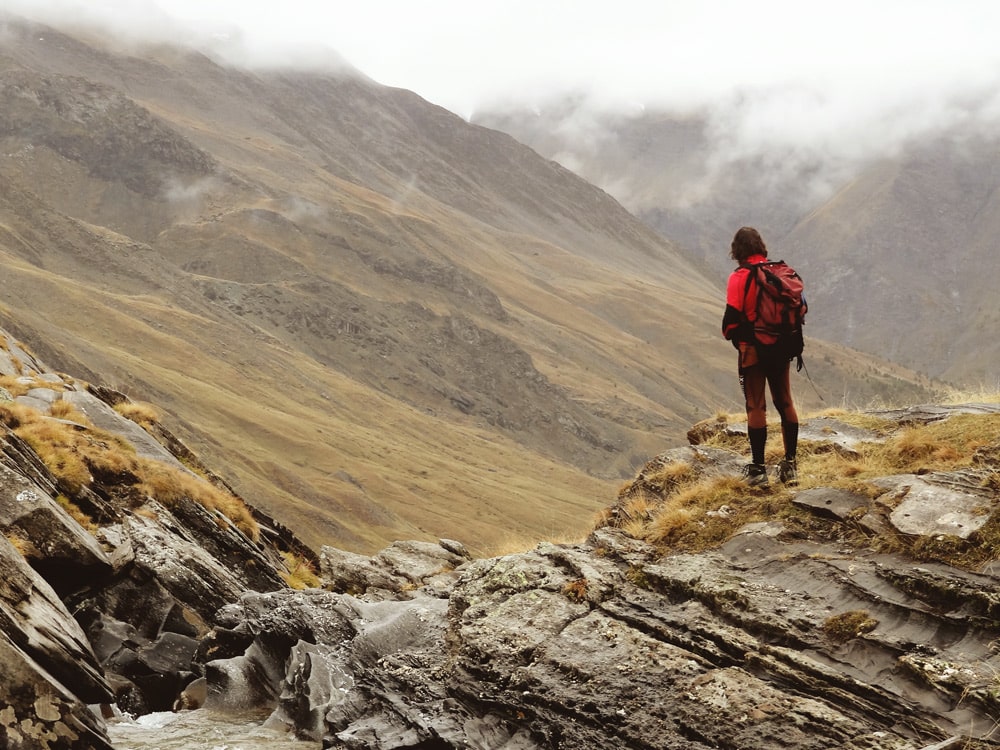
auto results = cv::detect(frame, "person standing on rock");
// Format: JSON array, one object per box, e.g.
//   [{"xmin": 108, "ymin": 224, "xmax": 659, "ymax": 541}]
[{"xmin": 722, "ymin": 226, "xmax": 801, "ymax": 487}]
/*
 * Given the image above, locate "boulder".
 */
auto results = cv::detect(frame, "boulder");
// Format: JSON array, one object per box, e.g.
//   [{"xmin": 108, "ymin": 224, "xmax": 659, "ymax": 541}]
[
  {"xmin": 876, "ymin": 470, "xmax": 995, "ymax": 540},
  {"xmin": 791, "ymin": 487, "xmax": 871, "ymax": 521},
  {"xmin": 203, "ymin": 589, "xmax": 357, "ymax": 716},
  {"xmin": 320, "ymin": 538, "xmax": 470, "ymax": 597},
  {"xmin": 61, "ymin": 390, "xmax": 188, "ymax": 471}
]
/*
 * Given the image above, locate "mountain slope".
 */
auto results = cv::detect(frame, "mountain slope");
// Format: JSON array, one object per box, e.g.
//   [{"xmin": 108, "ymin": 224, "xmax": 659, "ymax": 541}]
[
  {"xmin": 784, "ymin": 134, "xmax": 1000, "ymax": 383},
  {"xmin": 0, "ymin": 14, "xmax": 934, "ymax": 553}
]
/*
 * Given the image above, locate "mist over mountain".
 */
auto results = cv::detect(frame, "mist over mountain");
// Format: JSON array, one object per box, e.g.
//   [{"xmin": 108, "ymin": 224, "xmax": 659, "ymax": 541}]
[
  {"xmin": 474, "ymin": 99, "xmax": 1000, "ymax": 385},
  {"xmin": 0, "ymin": 13, "xmax": 935, "ymax": 553}
]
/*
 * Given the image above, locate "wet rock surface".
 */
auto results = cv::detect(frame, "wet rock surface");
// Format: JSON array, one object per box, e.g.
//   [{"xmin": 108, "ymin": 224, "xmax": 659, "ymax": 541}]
[{"xmin": 217, "ymin": 526, "xmax": 1000, "ymax": 749}]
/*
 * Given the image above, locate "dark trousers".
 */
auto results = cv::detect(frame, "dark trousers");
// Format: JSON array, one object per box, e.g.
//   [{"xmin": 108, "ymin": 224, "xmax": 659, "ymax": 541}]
[{"xmin": 739, "ymin": 348, "xmax": 799, "ymax": 464}]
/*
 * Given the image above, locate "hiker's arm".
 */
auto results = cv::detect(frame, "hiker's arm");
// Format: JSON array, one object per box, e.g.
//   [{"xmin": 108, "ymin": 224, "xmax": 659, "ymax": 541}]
[
  {"xmin": 722, "ymin": 270, "xmax": 751, "ymax": 346},
  {"xmin": 722, "ymin": 304, "xmax": 750, "ymax": 346}
]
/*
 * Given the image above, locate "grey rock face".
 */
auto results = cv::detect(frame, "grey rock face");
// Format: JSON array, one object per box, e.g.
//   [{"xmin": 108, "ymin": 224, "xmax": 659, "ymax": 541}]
[
  {"xmin": 195, "ymin": 520, "xmax": 1000, "ymax": 750},
  {"xmin": 0, "ymin": 534, "xmax": 114, "ymax": 749},
  {"xmin": 0, "ymin": 329, "xmax": 299, "ymax": 740},
  {"xmin": 878, "ymin": 471, "xmax": 994, "ymax": 539},
  {"xmin": 62, "ymin": 389, "xmax": 188, "ymax": 470},
  {"xmin": 0, "ymin": 447, "xmax": 113, "ymax": 596},
  {"xmin": 319, "ymin": 538, "xmax": 471, "ymax": 598}
]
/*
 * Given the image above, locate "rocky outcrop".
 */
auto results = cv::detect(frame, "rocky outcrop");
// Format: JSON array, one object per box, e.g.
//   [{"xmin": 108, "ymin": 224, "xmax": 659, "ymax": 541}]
[
  {"xmin": 190, "ymin": 406, "xmax": 1000, "ymax": 750},
  {"xmin": 318, "ymin": 537, "xmax": 471, "ymax": 598},
  {"xmin": 0, "ymin": 67, "xmax": 217, "ymax": 197},
  {"xmin": 201, "ymin": 522, "xmax": 1000, "ymax": 749},
  {"xmin": 0, "ymin": 330, "xmax": 299, "ymax": 745},
  {"xmin": 0, "ymin": 533, "xmax": 113, "ymax": 750}
]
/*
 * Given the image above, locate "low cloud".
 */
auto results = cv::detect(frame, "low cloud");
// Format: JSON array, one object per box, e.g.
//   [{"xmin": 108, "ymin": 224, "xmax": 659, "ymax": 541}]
[
  {"xmin": 162, "ymin": 175, "xmax": 218, "ymax": 208},
  {"xmin": 7, "ymin": 0, "xmax": 1000, "ymax": 204}
]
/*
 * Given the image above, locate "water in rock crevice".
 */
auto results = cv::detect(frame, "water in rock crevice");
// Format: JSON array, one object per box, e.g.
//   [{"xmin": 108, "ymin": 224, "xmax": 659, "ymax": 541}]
[{"xmin": 105, "ymin": 709, "xmax": 318, "ymax": 750}]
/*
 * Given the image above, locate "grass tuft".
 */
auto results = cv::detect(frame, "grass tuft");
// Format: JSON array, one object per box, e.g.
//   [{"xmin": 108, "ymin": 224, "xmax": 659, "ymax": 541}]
[
  {"xmin": 56, "ymin": 493, "xmax": 98, "ymax": 531},
  {"xmin": 114, "ymin": 401, "xmax": 161, "ymax": 428},
  {"xmin": 280, "ymin": 550, "xmax": 321, "ymax": 589},
  {"xmin": 562, "ymin": 578, "xmax": 589, "ymax": 602},
  {"xmin": 5, "ymin": 532, "xmax": 32, "ymax": 557},
  {"xmin": 135, "ymin": 457, "xmax": 259, "ymax": 541},
  {"xmin": 49, "ymin": 399, "xmax": 88, "ymax": 424},
  {"xmin": 823, "ymin": 610, "xmax": 879, "ymax": 643}
]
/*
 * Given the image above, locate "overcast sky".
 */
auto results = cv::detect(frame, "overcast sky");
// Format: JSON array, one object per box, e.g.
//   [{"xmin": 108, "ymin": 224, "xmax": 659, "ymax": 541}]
[{"xmin": 7, "ymin": 0, "xmax": 1000, "ymax": 179}]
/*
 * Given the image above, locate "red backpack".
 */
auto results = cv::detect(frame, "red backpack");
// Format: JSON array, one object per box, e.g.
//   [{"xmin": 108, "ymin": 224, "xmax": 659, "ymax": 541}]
[{"xmin": 743, "ymin": 260, "xmax": 807, "ymax": 367}]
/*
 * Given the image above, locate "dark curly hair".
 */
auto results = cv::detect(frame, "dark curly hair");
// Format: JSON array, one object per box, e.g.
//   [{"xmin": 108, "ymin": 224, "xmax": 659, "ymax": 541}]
[{"xmin": 730, "ymin": 226, "xmax": 768, "ymax": 263}]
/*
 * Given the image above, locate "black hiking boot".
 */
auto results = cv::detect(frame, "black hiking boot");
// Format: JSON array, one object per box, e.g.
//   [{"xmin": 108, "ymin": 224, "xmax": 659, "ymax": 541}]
[
  {"xmin": 741, "ymin": 462, "xmax": 769, "ymax": 487},
  {"xmin": 778, "ymin": 458, "xmax": 798, "ymax": 486}
]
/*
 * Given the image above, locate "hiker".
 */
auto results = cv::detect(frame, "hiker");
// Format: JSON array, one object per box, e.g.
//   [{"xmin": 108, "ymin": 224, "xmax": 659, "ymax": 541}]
[{"xmin": 722, "ymin": 226, "xmax": 802, "ymax": 487}]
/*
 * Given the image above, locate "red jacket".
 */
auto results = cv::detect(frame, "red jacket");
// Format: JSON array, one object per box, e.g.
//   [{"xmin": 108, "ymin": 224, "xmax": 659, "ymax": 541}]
[{"xmin": 721, "ymin": 253, "xmax": 767, "ymax": 344}]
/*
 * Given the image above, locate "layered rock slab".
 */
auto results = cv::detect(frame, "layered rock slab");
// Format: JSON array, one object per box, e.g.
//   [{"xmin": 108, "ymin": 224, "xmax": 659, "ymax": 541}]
[{"xmin": 202, "ymin": 529, "xmax": 1000, "ymax": 749}]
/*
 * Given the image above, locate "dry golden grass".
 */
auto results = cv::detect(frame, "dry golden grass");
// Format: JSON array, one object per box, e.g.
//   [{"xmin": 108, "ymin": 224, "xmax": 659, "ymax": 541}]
[
  {"xmin": 0, "ymin": 375, "xmax": 34, "ymax": 400},
  {"xmin": 646, "ymin": 505, "xmax": 695, "ymax": 544},
  {"xmin": 643, "ymin": 460, "xmax": 696, "ymax": 494},
  {"xmin": 32, "ymin": 422, "xmax": 133, "ymax": 492},
  {"xmin": 823, "ymin": 610, "xmax": 879, "ymax": 643},
  {"xmin": 943, "ymin": 386, "xmax": 1000, "ymax": 405},
  {"xmin": 604, "ymin": 410, "xmax": 1000, "ymax": 567},
  {"xmin": 0, "ymin": 400, "xmax": 260, "ymax": 541},
  {"xmin": 480, "ymin": 528, "xmax": 589, "ymax": 558},
  {"xmin": 5, "ymin": 531, "xmax": 31, "ymax": 556},
  {"xmin": 643, "ymin": 475, "xmax": 791, "ymax": 551},
  {"xmin": 614, "ymin": 491, "xmax": 658, "ymax": 527},
  {"xmin": 280, "ymin": 550, "xmax": 321, "ymax": 589},
  {"xmin": 562, "ymin": 578, "xmax": 589, "ymax": 602},
  {"xmin": 891, "ymin": 428, "xmax": 962, "ymax": 465},
  {"xmin": 0, "ymin": 373, "xmax": 67, "ymax": 395},
  {"xmin": 114, "ymin": 401, "xmax": 161, "ymax": 428},
  {"xmin": 49, "ymin": 399, "xmax": 89, "ymax": 424},
  {"xmin": 12, "ymin": 417, "xmax": 101, "ymax": 494},
  {"xmin": 812, "ymin": 413, "xmax": 1000, "ymax": 482},
  {"xmin": 56, "ymin": 493, "xmax": 97, "ymax": 532},
  {"xmin": 811, "ymin": 408, "xmax": 897, "ymax": 435},
  {"xmin": 135, "ymin": 457, "xmax": 259, "ymax": 541}
]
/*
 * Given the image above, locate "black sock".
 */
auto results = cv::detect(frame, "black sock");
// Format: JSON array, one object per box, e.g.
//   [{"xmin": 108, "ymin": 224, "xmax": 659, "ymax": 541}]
[
  {"xmin": 782, "ymin": 421, "xmax": 799, "ymax": 461},
  {"xmin": 748, "ymin": 426, "xmax": 767, "ymax": 465}
]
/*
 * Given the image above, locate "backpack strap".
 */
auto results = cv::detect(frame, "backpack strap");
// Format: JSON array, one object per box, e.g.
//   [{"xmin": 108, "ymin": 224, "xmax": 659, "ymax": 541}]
[{"xmin": 740, "ymin": 262, "xmax": 770, "ymax": 324}]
